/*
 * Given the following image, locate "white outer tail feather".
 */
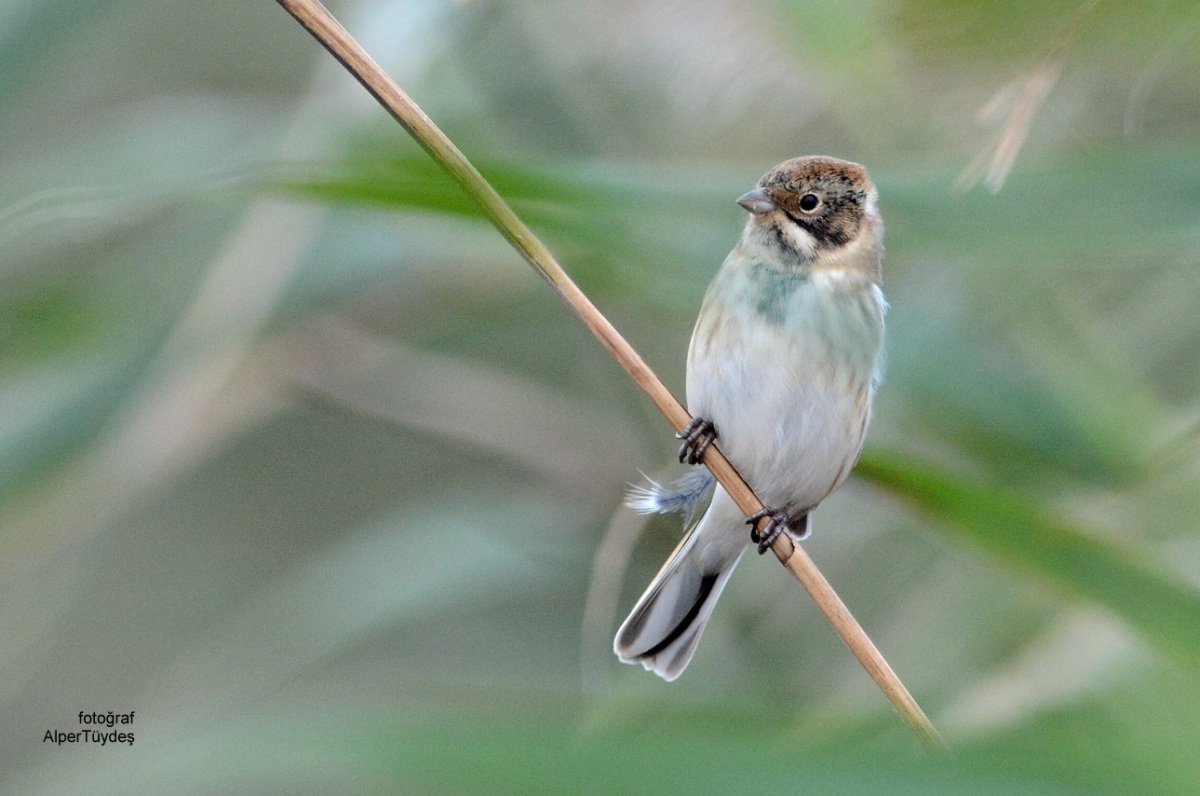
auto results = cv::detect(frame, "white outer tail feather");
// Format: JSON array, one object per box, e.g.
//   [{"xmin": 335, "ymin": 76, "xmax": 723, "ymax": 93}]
[{"xmin": 614, "ymin": 489, "xmax": 747, "ymax": 681}]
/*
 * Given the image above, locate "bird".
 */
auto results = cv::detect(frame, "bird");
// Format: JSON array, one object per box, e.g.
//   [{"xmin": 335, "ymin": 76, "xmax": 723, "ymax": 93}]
[{"xmin": 614, "ymin": 156, "xmax": 887, "ymax": 681}]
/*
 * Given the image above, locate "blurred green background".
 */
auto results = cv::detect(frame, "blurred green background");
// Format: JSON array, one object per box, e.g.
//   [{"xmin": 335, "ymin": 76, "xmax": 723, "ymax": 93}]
[{"xmin": 2, "ymin": 0, "xmax": 1199, "ymax": 792}]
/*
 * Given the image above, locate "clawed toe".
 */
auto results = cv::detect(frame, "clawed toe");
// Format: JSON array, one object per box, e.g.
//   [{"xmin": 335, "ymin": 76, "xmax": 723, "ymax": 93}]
[
  {"xmin": 746, "ymin": 506, "xmax": 790, "ymax": 554},
  {"xmin": 676, "ymin": 417, "xmax": 717, "ymax": 465}
]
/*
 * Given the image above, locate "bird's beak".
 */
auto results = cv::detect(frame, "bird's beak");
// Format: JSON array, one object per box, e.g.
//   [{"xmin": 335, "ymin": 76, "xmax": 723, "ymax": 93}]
[{"xmin": 737, "ymin": 187, "xmax": 777, "ymax": 215}]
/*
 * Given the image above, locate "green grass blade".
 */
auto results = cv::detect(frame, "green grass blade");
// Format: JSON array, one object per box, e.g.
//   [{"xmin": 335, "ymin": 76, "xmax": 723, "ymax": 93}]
[{"xmin": 857, "ymin": 448, "xmax": 1200, "ymax": 671}]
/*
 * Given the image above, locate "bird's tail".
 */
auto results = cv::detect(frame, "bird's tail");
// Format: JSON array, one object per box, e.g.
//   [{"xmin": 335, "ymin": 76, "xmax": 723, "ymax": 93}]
[{"xmin": 614, "ymin": 492, "xmax": 746, "ymax": 681}]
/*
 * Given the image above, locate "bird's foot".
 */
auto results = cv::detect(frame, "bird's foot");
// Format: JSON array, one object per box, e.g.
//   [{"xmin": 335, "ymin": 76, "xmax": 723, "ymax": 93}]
[
  {"xmin": 676, "ymin": 417, "xmax": 717, "ymax": 465},
  {"xmin": 747, "ymin": 506, "xmax": 790, "ymax": 555}
]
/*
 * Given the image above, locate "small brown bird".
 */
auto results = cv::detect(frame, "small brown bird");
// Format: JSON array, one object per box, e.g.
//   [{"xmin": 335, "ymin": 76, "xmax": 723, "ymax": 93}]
[{"xmin": 616, "ymin": 156, "xmax": 887, "ymax": 680}]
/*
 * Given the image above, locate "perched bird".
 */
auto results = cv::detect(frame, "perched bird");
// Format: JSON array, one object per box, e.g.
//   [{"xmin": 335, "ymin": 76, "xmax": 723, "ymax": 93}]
[{"xmin": 615, "ymin": 156, "xmax": 887, "ymax": 681}]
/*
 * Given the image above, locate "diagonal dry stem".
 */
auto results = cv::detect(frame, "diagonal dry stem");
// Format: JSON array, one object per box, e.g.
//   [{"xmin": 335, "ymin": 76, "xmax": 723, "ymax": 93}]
[{"xmin": 274, "ymin": 0, "xmax": 945, "ymax": 753}]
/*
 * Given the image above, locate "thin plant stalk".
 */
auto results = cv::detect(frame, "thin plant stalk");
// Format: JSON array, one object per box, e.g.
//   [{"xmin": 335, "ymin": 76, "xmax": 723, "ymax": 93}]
[{"xmin": 274, "ymin": 0, "xmax": 946, "ymax": 754}]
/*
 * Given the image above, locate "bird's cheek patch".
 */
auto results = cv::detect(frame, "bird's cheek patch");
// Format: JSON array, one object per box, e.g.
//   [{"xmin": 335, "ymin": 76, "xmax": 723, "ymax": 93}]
[{"xmin": 778, "ymin": 219, "xmax": 818, "ymax": 259}]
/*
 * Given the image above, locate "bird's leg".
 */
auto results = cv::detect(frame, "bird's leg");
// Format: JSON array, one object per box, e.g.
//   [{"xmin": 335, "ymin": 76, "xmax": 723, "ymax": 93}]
[
  {"xmin": 746, "ymin": 506, "xmax": 790, "ymax": 555},
  {"xmin": 676, "ymin": 417, "xmax": 717, "ymax": 465}
]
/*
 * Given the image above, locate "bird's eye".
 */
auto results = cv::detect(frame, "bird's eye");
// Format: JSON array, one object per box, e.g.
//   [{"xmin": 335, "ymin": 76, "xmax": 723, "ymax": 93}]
[{"xmin": 799, "ymin": 193, "xmax": 821, "ymax": 212}]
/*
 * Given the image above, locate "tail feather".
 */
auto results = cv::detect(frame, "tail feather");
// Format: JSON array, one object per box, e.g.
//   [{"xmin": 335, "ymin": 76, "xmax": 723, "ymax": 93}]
[{"xmin": 614, "ymin": 494, "xmax": 746, "ymax": 681}]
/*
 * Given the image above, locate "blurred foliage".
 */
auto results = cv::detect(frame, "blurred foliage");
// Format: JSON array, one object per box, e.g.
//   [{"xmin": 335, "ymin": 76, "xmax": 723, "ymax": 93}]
[{"xmin": 2, "ymin": 0, "xmax": 1200, "ymax": 794}]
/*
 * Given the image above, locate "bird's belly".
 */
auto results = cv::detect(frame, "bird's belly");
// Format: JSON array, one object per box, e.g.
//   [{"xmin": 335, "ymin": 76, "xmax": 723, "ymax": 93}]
[
  {"xmin": 686, "ymin": 292, "xmax": 879, "ymax": 511},
  {"xmin": 705, "ymin": 360, "xmax": 868, "ymax": 509}
]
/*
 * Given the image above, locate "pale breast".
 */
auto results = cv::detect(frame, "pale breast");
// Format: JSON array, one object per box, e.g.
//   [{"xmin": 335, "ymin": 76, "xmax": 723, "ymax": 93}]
[{"xmin": 686, "ymin": 259, "xmax": 884, "ymax": 510}]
